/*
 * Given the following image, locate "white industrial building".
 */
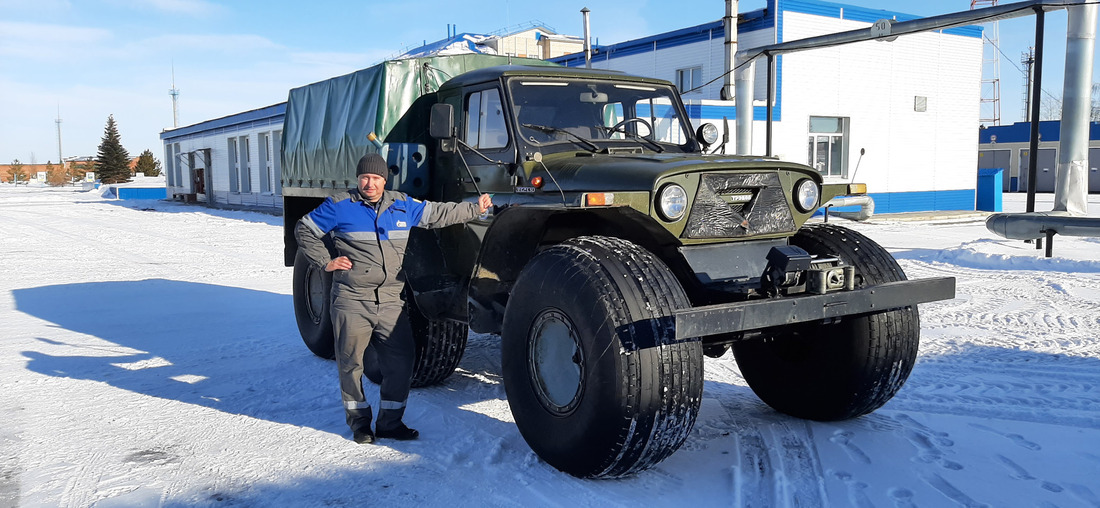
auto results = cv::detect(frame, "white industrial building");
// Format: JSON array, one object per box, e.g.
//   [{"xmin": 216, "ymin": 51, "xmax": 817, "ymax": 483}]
[
  {"xmin": 552, "ymin": 0, "xmax": 984, "ymax": 213},
  {"xmin": 161, "ymin": 0, "xmax": 984, "ymax": 214},
  {"xmin": 161, "ymin": 103, "xmax": 284, "ymax": 209}
]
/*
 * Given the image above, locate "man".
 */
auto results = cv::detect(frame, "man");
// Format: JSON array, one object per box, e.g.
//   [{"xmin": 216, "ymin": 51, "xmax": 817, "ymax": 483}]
[{"xmin": 295, "ymin": 153, "xmax": 492, "ymax": 444}]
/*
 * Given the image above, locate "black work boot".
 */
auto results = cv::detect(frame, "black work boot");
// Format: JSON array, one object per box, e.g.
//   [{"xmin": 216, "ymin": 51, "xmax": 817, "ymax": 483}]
[
  {"xmin": 346, "ymin": 405, "xmax": 375, "ymax": 445},
  {"xmin": 376, "ymin": 423, "xmax": 419, "ymax": 441},
  {"xmin": 353, "ymin": 428, "xmax": 376, "ymax": 444}
]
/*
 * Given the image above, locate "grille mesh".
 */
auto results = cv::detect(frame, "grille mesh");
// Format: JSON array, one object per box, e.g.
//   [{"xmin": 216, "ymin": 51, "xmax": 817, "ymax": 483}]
[{"xmin": 684, "ymin": 173, "xmax": 795, "ymax": 238}]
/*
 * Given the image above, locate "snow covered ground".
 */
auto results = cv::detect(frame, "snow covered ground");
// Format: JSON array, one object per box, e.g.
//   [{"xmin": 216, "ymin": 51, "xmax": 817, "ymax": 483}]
[{"xmin": 1, "ymin": 184, "xmax": 1098, "ymax": 507}]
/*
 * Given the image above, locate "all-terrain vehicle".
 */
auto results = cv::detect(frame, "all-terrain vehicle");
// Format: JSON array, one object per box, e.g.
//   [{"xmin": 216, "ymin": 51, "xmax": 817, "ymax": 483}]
[{"xmin": 280, "ymin": 55, "xmax": 955, "ymax": 478}]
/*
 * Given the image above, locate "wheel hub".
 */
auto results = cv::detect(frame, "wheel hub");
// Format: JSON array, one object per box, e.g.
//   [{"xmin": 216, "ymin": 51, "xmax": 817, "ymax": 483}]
[
  {"xmin": 305, "ymin": 265, "xmax": 326, "ymax": 323},
  {"xmin": 528, "ymin": 309, "xmax": 584, "ymax": 415}
]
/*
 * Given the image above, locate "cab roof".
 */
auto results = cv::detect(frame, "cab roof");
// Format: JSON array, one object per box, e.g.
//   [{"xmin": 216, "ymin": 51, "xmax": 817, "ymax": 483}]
[{"xmin": 439, "ymin": 64, "xmax": 677, "ymax": 91}]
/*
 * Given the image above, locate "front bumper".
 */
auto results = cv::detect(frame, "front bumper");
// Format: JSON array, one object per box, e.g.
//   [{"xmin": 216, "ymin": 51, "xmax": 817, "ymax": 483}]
[{"xmin": 674, "ymin": 277, "xmax": 956, "ymax": 340}]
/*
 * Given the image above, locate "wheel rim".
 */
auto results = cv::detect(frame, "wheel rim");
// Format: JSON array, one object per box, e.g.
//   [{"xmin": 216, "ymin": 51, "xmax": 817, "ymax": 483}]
[
  {"xmin": 304, "ymin": 265, "xmax": 326, "ymax": 324},
  {"xmin": 528, "ymin": 309, "xmax": 584, "ymax": 415}
]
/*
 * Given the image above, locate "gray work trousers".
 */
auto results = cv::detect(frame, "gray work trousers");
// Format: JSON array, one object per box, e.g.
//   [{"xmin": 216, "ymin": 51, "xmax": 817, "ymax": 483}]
[{"xmin": 330, "ymin": 296, "xmax": 415, "ymax": 434}]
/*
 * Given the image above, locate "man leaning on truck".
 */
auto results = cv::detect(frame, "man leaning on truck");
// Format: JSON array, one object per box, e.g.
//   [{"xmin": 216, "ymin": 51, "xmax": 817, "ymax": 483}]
[{"xmin": 294, "ymin": 153, "xmax": 492, "ymax": 444}]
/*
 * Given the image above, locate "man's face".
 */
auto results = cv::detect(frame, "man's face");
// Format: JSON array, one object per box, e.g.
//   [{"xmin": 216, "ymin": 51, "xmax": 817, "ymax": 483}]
[{"xmin": 358, "ymin": 173, "xmax": 386, "ymax": 202}]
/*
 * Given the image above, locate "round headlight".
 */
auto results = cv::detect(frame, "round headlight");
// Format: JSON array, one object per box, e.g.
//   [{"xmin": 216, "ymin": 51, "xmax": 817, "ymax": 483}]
[
  {"xmin": 697, "ymin": 123, "xmax": 719, "ymax": 146},
  {"xmin": 657, "ymin": 184, "xmax": 688, "ymax": 221},
  {"xmin": 794, "ymin": 179, "xmax": 819, "ymax": 212}
]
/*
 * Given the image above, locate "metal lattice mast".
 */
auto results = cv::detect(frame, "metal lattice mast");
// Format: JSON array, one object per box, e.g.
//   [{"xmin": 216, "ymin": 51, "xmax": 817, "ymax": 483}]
[
  {"xmin": 971, "ymin": 0, "xmax": 1002, "ymax": 125},
  {"xmin": 55, "ymin": 105, "xmax": 63, "ymax": 168},
  {"xmin": 169, "ymin": 63, "xmax": 180, "ymax": 128}
]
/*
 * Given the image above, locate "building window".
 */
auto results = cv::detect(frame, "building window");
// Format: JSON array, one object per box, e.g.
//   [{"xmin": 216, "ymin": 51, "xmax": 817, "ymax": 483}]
[
  {"xmin": 165, "ymin": 144, "xmax": 175, "ymax": 187},
  {"xmin": 464, "ymin": 89, "xmax": 508, "ymax": 150},
  {"xmin": 228, "ymin": 138, "xmax": 239, "ymax": 193},
  {"xmin": 173, "ymin": 143, "xmax": 182, "ymax": 187},
  {"xmin": 807, "ymin": 116, "xmax": 850, "ymax": 178},
  {"xmin": 259, "ymin": 132, "xmax": 273, "ymax": 194},
  {"xmin": 239, "ymin": 135, "xmax": 252, "ymax": 193},
  {"xmin": 273, "ymin": 130, "xmax": 283, "ymax": 196},
  {"xmin": 677, "ymin": 67, "xmax": 702, "ymax": 94}
]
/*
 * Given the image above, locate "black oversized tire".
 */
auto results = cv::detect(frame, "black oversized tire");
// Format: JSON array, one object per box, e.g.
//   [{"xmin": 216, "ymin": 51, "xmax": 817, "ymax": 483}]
[
  {"xmin": 363, "ymin": 285, "xmax": 468, "ymax": 388},
  {"xmin": 292, "ymin": 250, "xmax": 335, "ymax": 359},
  {"xmin": 732, "ymin": 224, "xmax": 920, "ymax": 421},
  {"xmin": 502, "ymin": 236, "xmax": 704, "ymax": 478}
]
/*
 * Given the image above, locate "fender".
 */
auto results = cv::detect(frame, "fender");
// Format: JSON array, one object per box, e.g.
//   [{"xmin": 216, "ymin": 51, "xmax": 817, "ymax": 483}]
[{"xmin": 465, "ymin": 204, "xmax": 684, "ymax": 334}]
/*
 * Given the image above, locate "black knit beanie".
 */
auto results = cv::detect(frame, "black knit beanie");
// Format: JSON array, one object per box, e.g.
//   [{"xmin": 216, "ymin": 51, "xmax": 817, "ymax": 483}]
[{"xmin": 356, "ymin": 153, "xmax": 388, "ymax": 178}]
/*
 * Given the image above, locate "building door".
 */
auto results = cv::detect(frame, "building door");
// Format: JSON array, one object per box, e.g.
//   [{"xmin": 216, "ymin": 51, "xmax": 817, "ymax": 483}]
[
  {"xmin": 1089, "ymin": 148, "xmax": 1100, "ymax": 193},
  {"xmin": 979, "ymin": 149, "xmax": 1012, "ymax": 191},
  {"xmin": 195, "ymin": 168, "xmax": 206, "ymax": 195},
  {"xmin": 1018, "ymin": 148, "xmax": 1057, "ymax": 193}
]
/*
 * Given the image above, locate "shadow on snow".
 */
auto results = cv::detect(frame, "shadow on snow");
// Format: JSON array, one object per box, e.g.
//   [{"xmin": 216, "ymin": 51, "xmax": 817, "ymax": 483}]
[{"xmin": 14, "ymin": 279, "xmax": 345, "ymax": 434}]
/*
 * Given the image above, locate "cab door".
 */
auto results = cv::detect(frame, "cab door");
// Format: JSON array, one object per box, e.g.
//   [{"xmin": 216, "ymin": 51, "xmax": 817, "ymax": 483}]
[{"xmin": 442, "ymin": 86, "xmax": 515, "ymax": 201}]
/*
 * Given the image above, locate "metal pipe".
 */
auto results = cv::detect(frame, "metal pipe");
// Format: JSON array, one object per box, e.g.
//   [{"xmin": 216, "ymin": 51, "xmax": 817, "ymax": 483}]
[
  {"xmin": 822, "ymin": 195, "xmax": 876, "ymax": 221},
  {"xmin": 765, "ymin": 53, "xmax": 774, "ymax": 157},
  {"xmin": 1026, "ymin": 8, "xmax": 1045, "ymax": 213},
  {"xmin": 581, "ymin": 8, "xmax": 592, "ymax": 69},
  {"xmin": 986, "ymin": 213, "xmax": 1100, "ymax": 240},
  {"xmin": 736, "ymin": 0, "xmax": 1084, "ymax": 62},
  {"xmin": 723, "ymin": 0, "xmax": 738, "ymax": 100},
  {"xmin": 734, "ymin": 55, "xmax": 755, "ymax": 155},
  {"xmin": 1053, "ymin": 2, "xmax": 1096, "ymax": 216}
]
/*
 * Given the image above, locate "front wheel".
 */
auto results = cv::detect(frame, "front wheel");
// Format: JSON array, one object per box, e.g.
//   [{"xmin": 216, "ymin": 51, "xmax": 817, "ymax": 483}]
[
  {"xmin": 732, "ymin": 224, "xmax": 920, "ymax": 421},
  {"xmin": 292, "ymin": 250, "xmax": 334, "ymax": 359},
  {"xmin": 502, "ymin": 236, "xmax": 703, "ymax": 478}
]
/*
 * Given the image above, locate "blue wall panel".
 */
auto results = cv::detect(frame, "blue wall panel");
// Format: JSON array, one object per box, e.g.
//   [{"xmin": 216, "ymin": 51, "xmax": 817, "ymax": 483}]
[
  {"xmin": 868, "ymin": 189, "xmax": 975, "ymax": 213},
  {"xmin": 117, "ymin": 187, "xmax": 168, "ymax": 200}
]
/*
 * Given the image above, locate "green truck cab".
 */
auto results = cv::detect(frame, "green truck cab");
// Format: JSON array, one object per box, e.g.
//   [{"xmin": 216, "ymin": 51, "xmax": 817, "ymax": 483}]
[{"xmin": 281, "ymin": 56, "xmax": 954, "ymax": 478}]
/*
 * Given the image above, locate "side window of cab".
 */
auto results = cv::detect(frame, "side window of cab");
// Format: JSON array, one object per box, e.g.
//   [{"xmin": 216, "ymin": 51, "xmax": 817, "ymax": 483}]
[{"xmin": 464, "ymin": 89, "xmax": 509, "ymax": 150}]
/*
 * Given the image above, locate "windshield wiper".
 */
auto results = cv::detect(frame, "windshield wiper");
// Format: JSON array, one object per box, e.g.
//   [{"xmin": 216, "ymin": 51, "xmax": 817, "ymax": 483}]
[
  {"xmin": 521, "ymin": 123, "xmax": 600, "ymax": 153},
  {"xmin": 601, "ymin": 126, "xmax": 665, "ymax": 153}
]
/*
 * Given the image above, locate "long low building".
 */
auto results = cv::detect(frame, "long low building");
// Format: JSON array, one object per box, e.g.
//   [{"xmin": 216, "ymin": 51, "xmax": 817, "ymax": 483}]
[
  {"xmin": 978, "ymin": 120, "xmax": 1100, "ymax": 193},
  {"xmin": 160, "ymin": 103, "xmax": 285, "ymax": 210}
]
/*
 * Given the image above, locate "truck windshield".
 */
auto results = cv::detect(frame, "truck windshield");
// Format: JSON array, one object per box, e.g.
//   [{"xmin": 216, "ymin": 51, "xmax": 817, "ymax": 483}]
[{"xmin": 509, "ymin": 79, "xmax": 693, "ymax": 152}]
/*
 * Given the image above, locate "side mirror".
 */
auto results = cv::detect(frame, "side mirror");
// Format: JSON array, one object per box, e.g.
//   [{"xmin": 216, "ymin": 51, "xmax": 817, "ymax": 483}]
[{"xmin": 429, "ymin": 104, "xmax": 454, "ymax": 139}]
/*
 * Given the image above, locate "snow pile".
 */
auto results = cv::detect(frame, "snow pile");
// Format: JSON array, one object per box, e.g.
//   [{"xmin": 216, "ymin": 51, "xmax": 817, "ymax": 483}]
[{"xmin": 2, "ymin": 186, "xmax": 1099, "ymax": 507}]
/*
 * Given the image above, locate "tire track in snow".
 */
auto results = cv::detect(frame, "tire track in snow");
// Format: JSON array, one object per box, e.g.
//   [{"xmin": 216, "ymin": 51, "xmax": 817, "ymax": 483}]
[{"xmin": 722, "ymin": 410, "xmax": 826, "ymax": 507}]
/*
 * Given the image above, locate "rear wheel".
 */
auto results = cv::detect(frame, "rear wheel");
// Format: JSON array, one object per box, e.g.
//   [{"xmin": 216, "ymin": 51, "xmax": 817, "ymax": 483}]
[
  {"xmin": 502, "ymin": 236, "xmax": 703, "ymax": 478},
  {"xmin": 732, "ymin": 224, "xmax": 919, "ymax": 421},
  {"xmin": 364, "ymin": 285, "xmax": 468, "ymax": 388},
  {"xmin": 292, "ymin": 251, "xmax": 334, "ymax": 359}
]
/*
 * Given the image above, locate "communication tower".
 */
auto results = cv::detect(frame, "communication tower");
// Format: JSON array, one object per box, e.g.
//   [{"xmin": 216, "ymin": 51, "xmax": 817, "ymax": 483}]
[
  {"xmin": 169, "ymin": 64, "xmax": 180, "ymax": 128},
  {"xmin": 971, "ymin": 0, "xmax": 1002, "ymax": 126}
]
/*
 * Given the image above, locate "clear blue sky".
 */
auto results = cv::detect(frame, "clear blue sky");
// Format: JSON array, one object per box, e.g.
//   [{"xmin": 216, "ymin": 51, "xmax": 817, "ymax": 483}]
[{"xmin": 0, "ymin": 0, "xmax": 1092, "ymax": 165}]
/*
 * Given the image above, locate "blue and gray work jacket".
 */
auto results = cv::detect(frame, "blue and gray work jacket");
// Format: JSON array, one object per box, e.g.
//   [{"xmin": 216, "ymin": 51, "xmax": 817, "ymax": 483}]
[{"xmin": 295, "ymin": 189, "xmax": 480, "ymax": 301}]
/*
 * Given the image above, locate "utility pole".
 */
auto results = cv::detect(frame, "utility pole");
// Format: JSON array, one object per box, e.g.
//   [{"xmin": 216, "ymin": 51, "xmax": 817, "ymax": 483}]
[
  {"xmin": 1022, "ymin": 48, "xmax": 1035, "ymax": 122},
  {"xmin": 55, "ymin": 106, "xmax": 63, "ymax": 172}
]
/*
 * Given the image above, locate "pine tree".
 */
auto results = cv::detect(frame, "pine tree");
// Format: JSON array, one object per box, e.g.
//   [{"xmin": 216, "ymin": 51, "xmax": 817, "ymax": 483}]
[
  {"xmin": 46, "ymin": 161, "xmax": 66, "ymax": 186},
  {"xmin": 95, "ymin": 115, "xmax": 131, "ymax": 184},
  {"xmin": 9, "ymin": 159, "xmax": 28, "ymax": 184},
  {"xmin": 134, "ymin": 149, "xmax": 162, "ymax": 177},
  {"xmin": 73, "ymin": 160, "xmax": 94, "ymax": 183}
]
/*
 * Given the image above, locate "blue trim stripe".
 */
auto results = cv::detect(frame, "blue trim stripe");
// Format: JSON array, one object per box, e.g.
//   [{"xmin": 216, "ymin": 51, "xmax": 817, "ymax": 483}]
[
  {"xmin": 820, "ymin": 189, "xmax": 976, "ymax": 215},
  {"xmin": 548, "ymin": 6, "xmax": 776, "ymax": 68},
  {"xmin": 979, "ymin": 121, "xmax": 1100, "ymax": 144},
  {"xmin": 685, "ymin": 103, "xmax": 770, "ymax": 122},
  {"xmin": 781, "ymin": 0, "xmax": 982, "ymax": 38}
]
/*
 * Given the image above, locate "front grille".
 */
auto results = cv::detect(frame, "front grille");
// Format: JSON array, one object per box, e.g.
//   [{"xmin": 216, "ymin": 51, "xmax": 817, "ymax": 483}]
[{"xmin": 684, "ymin": 173, "xmax": 796, "ymax": 238}]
